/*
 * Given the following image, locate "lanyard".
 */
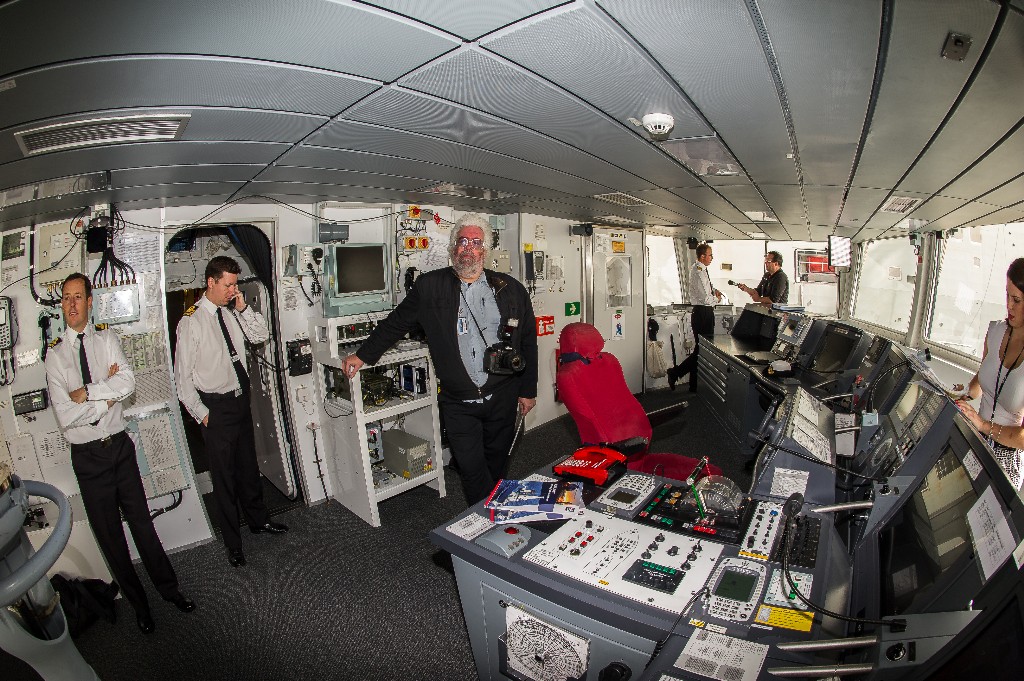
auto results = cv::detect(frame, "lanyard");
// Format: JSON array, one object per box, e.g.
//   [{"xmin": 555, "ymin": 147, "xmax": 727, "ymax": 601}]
[{"xmin": 991, "ymin": 325, "xmax": 1024, "ymax": 423}]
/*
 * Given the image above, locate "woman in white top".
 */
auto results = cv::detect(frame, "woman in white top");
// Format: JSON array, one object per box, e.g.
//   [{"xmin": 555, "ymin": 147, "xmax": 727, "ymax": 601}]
[{"xmin": 956, "ymin": 258, "xmax": 1024, "ymax": 489}]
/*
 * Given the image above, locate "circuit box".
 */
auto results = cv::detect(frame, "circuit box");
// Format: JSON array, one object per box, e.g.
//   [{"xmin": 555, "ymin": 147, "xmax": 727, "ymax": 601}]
[{"xmin": 382, "ymin": 430, "xmax": 432, "ymax": 479}]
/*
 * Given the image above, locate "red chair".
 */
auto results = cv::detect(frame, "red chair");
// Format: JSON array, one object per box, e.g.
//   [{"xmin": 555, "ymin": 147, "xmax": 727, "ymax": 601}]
[{"xmin": 556, "ymin": 322, "xmax": 722, "ymax": 482}]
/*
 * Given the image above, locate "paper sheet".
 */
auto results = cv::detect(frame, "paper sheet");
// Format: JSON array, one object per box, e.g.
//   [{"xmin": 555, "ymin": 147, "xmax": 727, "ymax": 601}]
[
  {"xmin": 676, "ymin": 629, "xmax": 768, "ymax": 681},
  {"xmin": 966, "ymin": 485, "xmax": 1015, "ymax": 581},
  {"xmin": 770, "ymin": 467, "xmax": 809, "ymax": 499},
  {"xmin": 446, "ymin": 512, "xmax": 492, "ymax": 541}
]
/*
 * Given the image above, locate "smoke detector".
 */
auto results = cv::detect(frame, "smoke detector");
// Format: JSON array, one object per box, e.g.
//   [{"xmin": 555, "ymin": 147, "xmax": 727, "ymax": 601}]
[{"xmin": 641, "ymin": 113, "xmax": 674, "ymax": 138}]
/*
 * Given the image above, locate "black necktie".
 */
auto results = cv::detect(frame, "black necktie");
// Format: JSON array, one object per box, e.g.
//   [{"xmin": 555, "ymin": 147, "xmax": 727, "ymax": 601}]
[
  {"xmin": 77, "ymin": 333, "xmax": 92, "ymax": 384},
  {"xmin": 217, "ymin": 308, "xmax": 250, "ymax": 393}
]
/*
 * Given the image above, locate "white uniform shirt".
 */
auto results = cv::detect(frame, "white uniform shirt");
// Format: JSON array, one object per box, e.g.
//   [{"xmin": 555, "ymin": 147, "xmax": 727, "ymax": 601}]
[
  {"xmin": 689, "ymin": 261, "xmax": 717, "ymax": 306},
  {"xmin": 44, "ymin": 324, "xmax": 135, "ymax": 445},
  {"xmin": 174, "ymin": 294, "xmax": 269, "ymax": 423}
]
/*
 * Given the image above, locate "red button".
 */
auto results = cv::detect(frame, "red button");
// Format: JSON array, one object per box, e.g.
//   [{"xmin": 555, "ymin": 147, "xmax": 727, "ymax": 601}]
[{"xmin": 504, "ymin": 527, "xmax": 519, "ymax": 534}]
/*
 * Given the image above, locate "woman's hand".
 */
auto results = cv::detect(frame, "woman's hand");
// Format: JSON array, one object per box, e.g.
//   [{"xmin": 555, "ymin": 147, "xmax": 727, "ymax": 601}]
[{"xmin": 955, "ymin": 399, "xmax": 985, "ymax": 431}]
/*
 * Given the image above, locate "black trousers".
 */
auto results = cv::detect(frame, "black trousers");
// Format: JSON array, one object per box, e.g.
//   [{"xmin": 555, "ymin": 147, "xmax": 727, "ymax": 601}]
[
  {"xmin": 440, "ymin": 383, "xmax": 520, "ymax": 506},
  {"xmin": 70, "ymin": 431, "xmax": 178, "ymax": 613},
  {"xmin": 674, "ymin": 305, "xmax": 716, "ymax": 390},
  {"xmin": 199, "ymin": 391, "xmax": 269, "ymax": 551}
]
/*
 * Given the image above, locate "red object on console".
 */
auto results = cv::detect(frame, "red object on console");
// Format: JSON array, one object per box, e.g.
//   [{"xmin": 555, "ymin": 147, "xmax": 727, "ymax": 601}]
[{"xmin": 556, "ymin": 322, "xmax": 722, "ymax": 483}]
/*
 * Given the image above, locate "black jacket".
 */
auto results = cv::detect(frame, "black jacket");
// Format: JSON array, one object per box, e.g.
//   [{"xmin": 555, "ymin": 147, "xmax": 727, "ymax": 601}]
[{"xmin": 356, "ymin": 267, "xmax": 538, "ymax": 401}]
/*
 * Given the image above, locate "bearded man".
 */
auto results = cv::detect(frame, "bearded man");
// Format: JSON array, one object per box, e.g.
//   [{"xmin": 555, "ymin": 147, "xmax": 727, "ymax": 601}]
[{"xmin": 342, "ymin": 213, "xmax": 537, "ymax": 505}]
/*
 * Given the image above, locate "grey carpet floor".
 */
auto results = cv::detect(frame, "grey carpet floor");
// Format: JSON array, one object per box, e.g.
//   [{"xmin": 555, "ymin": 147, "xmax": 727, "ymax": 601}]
[{"xmin": 3, "ymin": 390, "xmax": 752, "ymax": 681}]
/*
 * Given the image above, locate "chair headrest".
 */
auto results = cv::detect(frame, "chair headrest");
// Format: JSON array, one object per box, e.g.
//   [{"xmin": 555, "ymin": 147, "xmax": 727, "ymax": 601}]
[{"xmin": 559, "ymin": 323, "xmax": 605, "ymax": 356}]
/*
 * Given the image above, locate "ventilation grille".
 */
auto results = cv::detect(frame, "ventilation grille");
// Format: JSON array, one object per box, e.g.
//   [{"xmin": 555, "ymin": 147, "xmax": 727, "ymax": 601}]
[
  {"xmin": 593, "ymin": 192, "xmax": 649, "ymax": 207},
  {"xmin": 880, "ymin": 196, "xmax": 923, "ymax": 214},
  {"xmin": 15, "ymin": 114, "xmax": 191, "ymax": 156}
]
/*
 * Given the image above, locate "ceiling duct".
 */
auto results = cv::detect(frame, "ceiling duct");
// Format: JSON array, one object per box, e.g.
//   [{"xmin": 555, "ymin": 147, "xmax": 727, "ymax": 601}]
[
  {"xmin": 658, "ymin": 136, "xmax": 742, "ymax": 177},
  {"xmin": 15, "ymin": 113, "xmax": 191, "ymax": 156},
  {"xmin": 0, "ymin": 171, "xmax": 110, "ymax": 208},
  {"xmin": 880, "ymin": 196, "xmax": 923, "ymax": 214},
  {"xmin": 593, "ymin": 192, "xmax": 649, "ymax": 207},
  {"xmin": 418, "ymin": 182, "xmax": 516, "ymax": 201}
]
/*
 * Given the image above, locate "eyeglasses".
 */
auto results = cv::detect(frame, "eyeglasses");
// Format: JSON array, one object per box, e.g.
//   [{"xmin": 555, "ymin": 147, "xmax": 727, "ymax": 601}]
[{"xmin": 456, "ymin": 237, "xmax": 485, "ymax": 249}]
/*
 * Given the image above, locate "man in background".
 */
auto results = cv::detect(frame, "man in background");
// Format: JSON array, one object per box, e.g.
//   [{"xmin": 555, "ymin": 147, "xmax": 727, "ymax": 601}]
[
  {"xmin": 667, "ymin": 243, "xmax": 721, "ymax": 392},
  {"xmin": 175, "ymin": 256, "xmax": 287, "ymax": 568},
  {"xmin": 46, "ymin": 273, "xmax": 194, "ymax": 634},
  {"xmin": 342, "ymin": 214, "xmax": 538, "ymax": 505},
  {"xmin": 737, "ymin": 250, "xmax": 789, "ymax": 305}
]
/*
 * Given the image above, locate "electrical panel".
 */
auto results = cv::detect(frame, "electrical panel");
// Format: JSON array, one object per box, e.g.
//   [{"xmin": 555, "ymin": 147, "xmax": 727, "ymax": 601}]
[
  {"xmin": 381, "ymin": 429, "xmax": 432, "ymax": 479},
  {"xmin": 92, "ymin": 284, "xmax": 141, "ymax": 325},
  {"xmin": 286, "ymin": 338, "xmax": 313, "ymax": 376},
  {"xmin": 283, "ymin": 244, "xmax": 325, "ymax": 278},
  {"xmin": 34, "ymin": 220, "xmax": 85, "ymax": 288}
]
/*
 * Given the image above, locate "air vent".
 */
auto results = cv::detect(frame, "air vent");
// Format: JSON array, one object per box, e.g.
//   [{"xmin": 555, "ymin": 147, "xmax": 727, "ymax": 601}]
[
  {"xmin": 880, "ymin": 196, "xmax": 923, "ymax": 214},
  {"xmin": 593, "ymin": 192, "xmax": 649, "ymax": 207},
  {"xmin": 15, "ymin": 113, "xmax": 191, "ymax": 156}
]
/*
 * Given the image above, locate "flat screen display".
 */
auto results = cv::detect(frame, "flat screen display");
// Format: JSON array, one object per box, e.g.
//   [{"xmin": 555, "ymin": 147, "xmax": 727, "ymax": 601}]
[
  {"xmin": 878, "ymin": 446, "xmax": 978, "ymax": 615},
  {"xmin": 334, "ymin": 244, "xmax": 387, "ymax": 295},
  {"xmin": 811, "ymin": 325, "xmax": 860, "ymax": 373},
  {"xmin": 893, "ymin": 380, "xmax": 922, "ymax": 424},
  {"xmin": 715, "ymin": 570, "xmax": 758, "ymax": 601},
  {"xmin": 828, "ymin": 235, "xmax": 852, "ymax": 268}
]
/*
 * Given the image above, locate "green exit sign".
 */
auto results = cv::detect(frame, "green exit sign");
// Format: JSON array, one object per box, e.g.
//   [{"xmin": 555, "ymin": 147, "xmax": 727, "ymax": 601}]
[{"xmin": 565, "ymin": 301, "xmax": 580, "ymax": 316}]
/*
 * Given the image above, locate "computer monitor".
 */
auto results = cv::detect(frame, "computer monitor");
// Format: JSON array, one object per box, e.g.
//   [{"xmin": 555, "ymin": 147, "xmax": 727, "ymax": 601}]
[
  {"xmin": 322, "ymin": 243, "xmax": 392, "ymax": 317},
  {"xmin": 828, "ymin": 235, "xmax": 852, "ymax": 268},
  {"xmin": 808, "ymin": 322, "xmax": 864, "ymax": 373},
  {"xmin": 877, "ymin": 443, "xmax": 979, "ymax": 616},
  {"xmin": 864, "ymin": 344, "xmax": 910, "ymax": 413}
]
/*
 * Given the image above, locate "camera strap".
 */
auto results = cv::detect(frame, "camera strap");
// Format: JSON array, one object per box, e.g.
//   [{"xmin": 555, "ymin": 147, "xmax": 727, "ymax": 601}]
[{"xmin": 459, "ymin": 288, "xmax": 493, "ymax": 345}]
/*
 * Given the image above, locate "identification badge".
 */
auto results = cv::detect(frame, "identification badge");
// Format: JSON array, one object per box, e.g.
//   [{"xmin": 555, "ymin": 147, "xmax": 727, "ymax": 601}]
[{"xmin": 457, "ymin": 317, "xmax": 469, "ymax": 335}]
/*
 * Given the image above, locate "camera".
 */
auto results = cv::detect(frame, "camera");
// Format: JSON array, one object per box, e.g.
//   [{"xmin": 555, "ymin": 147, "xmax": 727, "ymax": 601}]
[
  {"xmin": 728, "ymin": 280, "xmax": 737, "ymax": 286},
  {"xmin": 484, "ymin": 328, "xmax": 524, "ymax": 375}
]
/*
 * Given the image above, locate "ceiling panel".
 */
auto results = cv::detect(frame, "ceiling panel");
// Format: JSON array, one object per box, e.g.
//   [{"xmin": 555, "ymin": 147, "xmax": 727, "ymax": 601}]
[
  {"xmin": 290, "ymin": 138, "xmax": 608, "ymax": 198},
  {"xmin": 344, "ymin": 88, "xmax": 658, "ymax": 191},
  {"xmin": 808, "ymin": 226, "xmax": 834, "ymax": 242},
  {"xmin": 941, "ymin": 127, "xmax": 1024, "ymax": 202},
  {"xmin": 483, "ymin": 4, "xmax": 710, "ymax": 138},
  {"xmin": 256, "ymin": 167, "xmax": 433, "ymax": 192},
  {"xmin": 599, "ymin": 0, "xmax": 798, "ymax": 187},
  {"xmin": 399, "ymin": 48, "xmax": 695, "ymax": 188},
  {"xmin": 244, "ymin": 181, "xmax": 524, "ymax": 215},
  {"xmin": 0, "ymin": 58, "xmax": 378, "ymax": 131},
  {"xmin": 838, "ymin": 186, "xmax": 891, "ymax": 230},
  {"xmin": 751, "ymin": 185, "xmax": 808, "ymax": 236},
  {"xmin": 110, "ymin": 182, "xmax": 246, "ymax": 203},
  {"xmin": 975, "ymin": 174, "xmax": 1024, "ymax": 209},
  {"xmin": 899, "ymin": 9, "xmax": 1024, "ymax": 194},
  {"xmin": 360, "ymin": 0, "xmax": 566, "ymax": 40},
  {"xmin": 952, "ymin": 203, "xmax": 1024, "ymax": 229},
  {"xmin": 905, "ymin": 193, "xmax": 969, "ymax": 223},
  {"xmin": 669, "ymin": 187, "xmax": 751, "ymax": 224},
  {"xmin": 802, "ymin": 186, "xmax": 846, "ymax": 234},
  {"xmin": 849, "ymin": 0, "xmax": 999, "ymax": 190},
  {"xmin": 923, "ymin": 200, "xmax": 1007, "ymax": 232},
  {"xmin": 110, "ymin": 165, "xmax": 265, "ymax": 188},
  {"xmin": 0, "ymin": 141, "xmax": 291, "ymax": 194},
  {"xmin": 0, "ymin": 0, "xmax": 458, "ymax": 82},
  {"xmin": 628, "ymin": 189, "xmax": 718, "ymax": 224},
  {"xmin": 759, "ymin": 0, "xmax": 879, "ymax": 186}
]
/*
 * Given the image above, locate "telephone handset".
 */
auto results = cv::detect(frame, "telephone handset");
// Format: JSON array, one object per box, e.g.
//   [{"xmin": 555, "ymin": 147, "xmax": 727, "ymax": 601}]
[{"xmin": 0, "ymin": 297, "xmax": 18, "ymax": 351}]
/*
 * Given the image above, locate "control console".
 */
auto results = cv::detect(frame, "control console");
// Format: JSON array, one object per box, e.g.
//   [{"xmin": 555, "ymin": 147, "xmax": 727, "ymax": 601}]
[
  {"xmin": 700, "ymin": 557, "xmax": 768, "ymax": 623},
  {"xmin": 522, "ymin": 509, "xmax": 724, "ymax": 613},
  {"xmin": 633, "ymin": 483, "xmax": 749, "ymax": 544},
  {"xmin": 738, "ymin": 500, "xmax": 783, "ymax": 561}
]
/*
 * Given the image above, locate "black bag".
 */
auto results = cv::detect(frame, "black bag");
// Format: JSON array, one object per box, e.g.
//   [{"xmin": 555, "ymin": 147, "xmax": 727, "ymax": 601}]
[{"xmin": 50, "ymin": 574, "xmax": 119, "ymax": 638}]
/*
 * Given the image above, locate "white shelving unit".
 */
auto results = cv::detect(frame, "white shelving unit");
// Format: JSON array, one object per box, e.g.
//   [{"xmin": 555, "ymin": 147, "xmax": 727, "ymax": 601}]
[{"xmin": 310, "ymin": 333, "xmax": 446, "ymax": 527}]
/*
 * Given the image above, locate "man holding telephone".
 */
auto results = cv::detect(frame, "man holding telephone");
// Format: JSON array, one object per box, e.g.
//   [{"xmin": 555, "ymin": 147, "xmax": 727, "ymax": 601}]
[
  {"xmin": 341, "ymin": 214, "xmax": 538, "ymax": 505},
  {"xmin": 174, "ymin": 256, "xmax": 287, "ymax": 568}
]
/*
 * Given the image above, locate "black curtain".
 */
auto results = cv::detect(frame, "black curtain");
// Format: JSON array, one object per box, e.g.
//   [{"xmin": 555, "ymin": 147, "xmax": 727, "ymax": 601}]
[{"xmin": 225, "ymin": 224, "xmax": 273, "ymax": 290}]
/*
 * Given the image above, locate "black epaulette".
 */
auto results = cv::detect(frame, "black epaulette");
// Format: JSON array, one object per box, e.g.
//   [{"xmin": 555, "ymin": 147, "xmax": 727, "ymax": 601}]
[
  {"xmin": 48, "ymin": 337, "xmax": 62, "ymax": 349},
  {"xmin": 94, "ymin": 323, "xmax": 108, "ymax": 331},
  {"xmin": 182, "ymin": 305, "xmax": 197, "ymax": 317}
]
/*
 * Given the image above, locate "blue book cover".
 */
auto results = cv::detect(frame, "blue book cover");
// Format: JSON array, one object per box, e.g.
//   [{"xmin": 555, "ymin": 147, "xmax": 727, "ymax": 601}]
[{"xmin": 485, "ymin": 479, "xmax": 585, "ymax": 513}]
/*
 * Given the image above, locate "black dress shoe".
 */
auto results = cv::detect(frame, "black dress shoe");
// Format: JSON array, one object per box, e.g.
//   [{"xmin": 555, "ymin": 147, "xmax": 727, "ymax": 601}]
[
  {"xmin": 136, "ymin": 610, "xmax": 155, "ymax": 635},
  {"xmin": 250, "ymin": 521, "xmax": 288, "ymax": 535},
  {"xmin": 228, "ymin": 548, "xmax": 246, "ymax": 567},
  {"xmin": 164, "ymin": 592, "xmax": 196, "ymax": 613}
]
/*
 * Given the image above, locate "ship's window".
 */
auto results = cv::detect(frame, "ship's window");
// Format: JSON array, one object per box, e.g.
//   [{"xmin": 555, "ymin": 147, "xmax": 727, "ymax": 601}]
[
  {"xmin": 926, "ymin": 222, "xmax": 1024, "ymax": 359},
  {"xmin": 646, "ymin": 234, "xmax": 683, "ymax": 306},
  {"xmin": 851, "ymin": 238, "xmax": 918, "ymax": 333}
]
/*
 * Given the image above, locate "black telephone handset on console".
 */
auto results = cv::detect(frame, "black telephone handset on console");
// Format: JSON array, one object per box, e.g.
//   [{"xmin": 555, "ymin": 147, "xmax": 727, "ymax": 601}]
[{"xmin": 227, "ymin": 293, "xmax": 239, "ymax": 310}]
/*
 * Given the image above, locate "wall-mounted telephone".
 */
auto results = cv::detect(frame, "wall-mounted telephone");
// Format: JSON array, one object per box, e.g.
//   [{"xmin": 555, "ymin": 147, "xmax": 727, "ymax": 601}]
[{"xmin": 0, "ymin": 296, "xmax": 18, "ymax": 350}]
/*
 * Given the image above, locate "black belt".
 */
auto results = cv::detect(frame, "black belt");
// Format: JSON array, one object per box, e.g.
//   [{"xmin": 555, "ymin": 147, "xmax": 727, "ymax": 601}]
[
  {"xmin": 198, "ymin": 389, "xmax": 246, "ymax": 404},
  {"xmin": 72, "ymin": 430, "xmax": 127, "ymax": 451}
]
